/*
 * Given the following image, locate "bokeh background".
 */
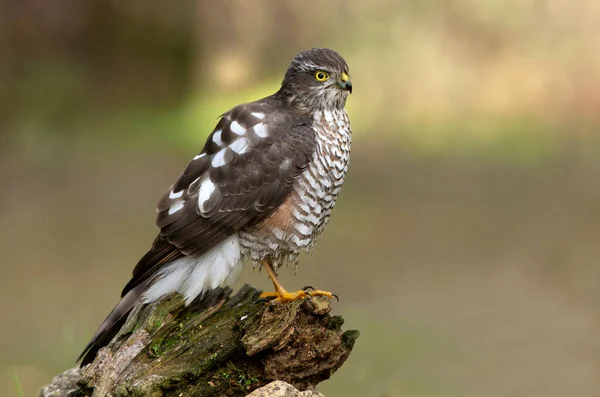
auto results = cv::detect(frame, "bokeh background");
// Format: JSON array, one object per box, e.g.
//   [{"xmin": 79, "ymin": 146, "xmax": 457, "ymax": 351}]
[{"xmin": 2, "ymin": 1, "xmax": 600, "ymax": 396}]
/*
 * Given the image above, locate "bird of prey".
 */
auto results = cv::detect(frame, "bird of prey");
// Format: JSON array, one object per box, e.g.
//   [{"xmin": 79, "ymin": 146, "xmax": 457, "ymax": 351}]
[{"xmin": 78, "ymin": 48, "xmax": 353, "ymax": 365}]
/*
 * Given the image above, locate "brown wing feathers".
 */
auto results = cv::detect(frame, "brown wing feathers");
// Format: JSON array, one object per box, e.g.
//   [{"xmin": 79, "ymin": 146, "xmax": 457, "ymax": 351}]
[
  {"xmin": 125, "ymin": 99, "xmax": 315, "ymax": 296},
  {"xmin": 79, "ymin": 99, "xmax": 315, "ymax": 365}
]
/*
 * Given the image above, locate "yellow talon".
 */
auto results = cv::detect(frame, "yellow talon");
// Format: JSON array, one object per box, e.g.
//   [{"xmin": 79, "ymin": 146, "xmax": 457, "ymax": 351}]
[
  {"xmin": 258, "ymin": 289, "xmax": 335, "ymax": 303},
  {"xmin": 258, "ymin": 259, "xmax": 337, "ymax": 303},
  {"xmin": 306, "ymin": 289, "xmax": 336, "ymax": 300}
]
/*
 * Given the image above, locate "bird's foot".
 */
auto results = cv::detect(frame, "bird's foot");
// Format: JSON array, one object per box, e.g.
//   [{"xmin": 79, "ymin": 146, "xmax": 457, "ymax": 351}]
[{"xmin": 257, "ymin": 287, "xmax": 338, "ymax": 303}]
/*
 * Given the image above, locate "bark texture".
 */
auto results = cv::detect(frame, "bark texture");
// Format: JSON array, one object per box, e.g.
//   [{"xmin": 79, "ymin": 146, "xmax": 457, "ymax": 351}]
[{"xmin": 40, "ymin": 284, "xmax": 359, "ymax": 397}]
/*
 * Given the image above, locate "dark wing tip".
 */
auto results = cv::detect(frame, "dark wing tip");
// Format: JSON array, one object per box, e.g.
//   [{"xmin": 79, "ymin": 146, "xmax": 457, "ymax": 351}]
[
  {"xmin": 77, "ymin": 280, "xmax": 149, "ymax": 366},
  {"xmin": 77, "ymin": 342, "xmax": 102, "ymax": 367}
]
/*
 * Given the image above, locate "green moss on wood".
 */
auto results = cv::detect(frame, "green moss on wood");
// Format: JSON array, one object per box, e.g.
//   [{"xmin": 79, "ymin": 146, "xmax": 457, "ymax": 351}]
[{"xmin": 76, "ymin": 285, "xmax": 359, "ymax": 397}]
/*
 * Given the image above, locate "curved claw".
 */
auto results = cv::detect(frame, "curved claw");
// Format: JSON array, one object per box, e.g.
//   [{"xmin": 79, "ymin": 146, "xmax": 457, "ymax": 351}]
[
  {"xmin": 253, "ymin": 297, "xmax": 273, "ymax": 304},
  {"xmin": 252, "ymin": 291, "xmax": 276, "ymax": 304},
  {"xmin": 302, "ymin": 285, "xmax": 315, "ymax": 292},
  {"xmin": 332, "ymin": 293, "xmax": 340, "ymax": 302}
]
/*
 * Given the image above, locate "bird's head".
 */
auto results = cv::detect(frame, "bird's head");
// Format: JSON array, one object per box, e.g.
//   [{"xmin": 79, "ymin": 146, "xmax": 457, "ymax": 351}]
[{"xmin": 279, "ymin": 48, "xmax": 352, "ymax": 113}]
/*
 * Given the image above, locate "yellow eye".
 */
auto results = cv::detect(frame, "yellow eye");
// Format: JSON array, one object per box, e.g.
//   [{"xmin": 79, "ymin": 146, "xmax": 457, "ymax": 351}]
[{"xmin": 314, "ymin": 71, "xmax": 329, "ymax": 82}]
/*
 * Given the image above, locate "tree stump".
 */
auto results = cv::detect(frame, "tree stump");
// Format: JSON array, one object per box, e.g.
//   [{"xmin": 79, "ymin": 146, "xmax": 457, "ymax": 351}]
[{"xmin": 40, "ymin": 285, "xmax": 359, "ymax": 396}]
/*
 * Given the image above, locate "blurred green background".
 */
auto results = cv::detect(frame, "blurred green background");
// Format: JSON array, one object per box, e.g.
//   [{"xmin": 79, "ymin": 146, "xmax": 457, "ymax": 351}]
[{"xmin": 1, "ymin": 1, "xmax": 600, "ymax": 396}]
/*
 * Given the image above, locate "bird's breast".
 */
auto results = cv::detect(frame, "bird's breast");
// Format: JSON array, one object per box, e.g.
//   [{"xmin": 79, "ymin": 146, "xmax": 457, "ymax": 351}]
[
  {"xmin": 239, "ymin": 108, "xmax": 351, "ymax": 267},
  {"xmin": 294, "ymin": 108, "xmax": 352, "ymax": 239}
]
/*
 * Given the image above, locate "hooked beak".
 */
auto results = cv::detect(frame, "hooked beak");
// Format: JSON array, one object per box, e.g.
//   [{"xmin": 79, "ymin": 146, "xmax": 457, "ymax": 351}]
[{"xmin": 338, "ymin": 72, "xmax": 352, "ymax": 94}]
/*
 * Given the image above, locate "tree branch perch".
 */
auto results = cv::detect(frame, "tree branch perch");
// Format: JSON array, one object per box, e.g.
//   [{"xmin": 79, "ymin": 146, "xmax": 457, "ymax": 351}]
[{"xmin": 40, "ymin": 284, "xmax": 359, "ymax": 396}]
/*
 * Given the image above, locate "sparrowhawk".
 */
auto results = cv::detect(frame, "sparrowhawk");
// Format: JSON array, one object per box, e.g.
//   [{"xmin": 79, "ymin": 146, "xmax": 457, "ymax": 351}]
[{"xmin": 78, "ymin": 48, "xmax": 353, "ymax": 365}]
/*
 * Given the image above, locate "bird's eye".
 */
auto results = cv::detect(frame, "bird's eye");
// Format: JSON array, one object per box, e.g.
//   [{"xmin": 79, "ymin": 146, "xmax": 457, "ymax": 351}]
[{"xmin": 314, "ymin": 71, "xmax": 329, "ymax": 82}]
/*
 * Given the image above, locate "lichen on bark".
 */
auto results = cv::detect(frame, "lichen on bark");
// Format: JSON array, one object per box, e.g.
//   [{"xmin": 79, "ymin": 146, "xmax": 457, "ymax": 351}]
[{"xmin": 41, "ymin": 284, "xmax": 359, "ymax": 397}]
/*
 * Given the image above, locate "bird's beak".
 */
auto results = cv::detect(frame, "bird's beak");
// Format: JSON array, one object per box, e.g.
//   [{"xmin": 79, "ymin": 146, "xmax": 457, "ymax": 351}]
[{"xmin": 338, "ymin": 72, "xmax": 352, "ymax": 94}]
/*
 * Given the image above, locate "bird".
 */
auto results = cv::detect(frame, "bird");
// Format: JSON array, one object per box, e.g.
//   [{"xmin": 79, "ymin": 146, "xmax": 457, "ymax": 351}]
[{"xmin": 78, "ymin": 48, "xmax": 353, "ymax": 366}]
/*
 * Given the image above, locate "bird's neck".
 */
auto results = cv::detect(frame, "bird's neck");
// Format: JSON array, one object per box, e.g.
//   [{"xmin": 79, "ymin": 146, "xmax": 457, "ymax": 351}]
[{"xmin": 275, "ymin": 89, "xmax": 346, "ymax": 117}]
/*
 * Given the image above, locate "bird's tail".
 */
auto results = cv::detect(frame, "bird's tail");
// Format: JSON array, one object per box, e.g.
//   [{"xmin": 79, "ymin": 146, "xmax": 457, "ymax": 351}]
[{"xmin": 77, "ymin": 279, "xmax": 149, "ymax": 366}]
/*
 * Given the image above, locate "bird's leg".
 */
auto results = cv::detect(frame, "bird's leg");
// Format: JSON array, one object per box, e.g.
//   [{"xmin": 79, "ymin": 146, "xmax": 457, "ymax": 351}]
[{"xmin": 258, "ymin": 259, "xmax": 337, "ymax": 302}]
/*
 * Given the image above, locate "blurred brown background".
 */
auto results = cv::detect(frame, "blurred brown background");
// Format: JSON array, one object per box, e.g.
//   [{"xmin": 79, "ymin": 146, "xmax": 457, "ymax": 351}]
[{"xmin": 1, "ymin": 1, "xmax": 600, "ymax": 396}]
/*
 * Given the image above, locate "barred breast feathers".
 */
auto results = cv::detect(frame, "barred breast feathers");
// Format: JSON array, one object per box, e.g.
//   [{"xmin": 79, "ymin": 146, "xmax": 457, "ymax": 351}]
[{"xmin": 238, "ymin": 107, "xmax": 351, "ymax": 267}]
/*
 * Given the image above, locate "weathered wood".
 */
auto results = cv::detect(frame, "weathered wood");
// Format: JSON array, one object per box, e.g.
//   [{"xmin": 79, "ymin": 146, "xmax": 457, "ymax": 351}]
[{"xmin": 40, "ymin": 285, "xmax": 359, "ymax": 397}]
